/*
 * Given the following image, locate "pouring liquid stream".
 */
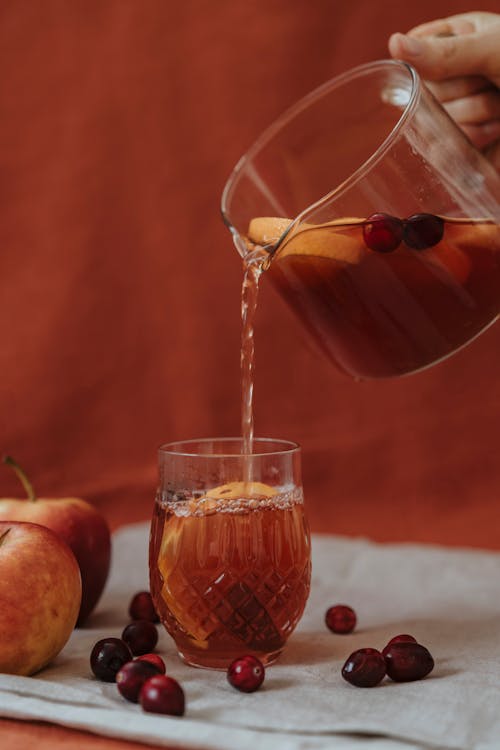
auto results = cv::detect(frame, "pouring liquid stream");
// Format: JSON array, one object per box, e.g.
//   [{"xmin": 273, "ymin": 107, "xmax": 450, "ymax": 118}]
[{"xmin": 240, "ymin": 246, "xmax": 268, "ymax": 485}]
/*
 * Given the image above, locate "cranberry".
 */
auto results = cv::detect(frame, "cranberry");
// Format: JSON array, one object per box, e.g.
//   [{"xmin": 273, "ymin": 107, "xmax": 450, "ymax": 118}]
[
  {"xmin": 325, "ymin": 604, "xmax": 357, "ymax": 634},
  {"xmin": 384, "ymin": 641, "xmax": 434, "ymax": 682},
  {"xmin": 90, "ymin": 638, "xmax": 133, "ymax": 682},
  {"xmin": 341, "ymin": 648, "xmax": 386, "ymax": 688},
  {"xmin": 363, "ymin": 213, "xmax": 403, "ymax": 253},
  {"xmin": 140, "ymin": 675, "xmax": 185, "ymax": 716},
  {"xmin": 122, "ymin": 620, "xmax": 158, "ymax": 656},
  {"xmin": 116, "ymin": 660, "xmax": 161, "ymax": 703},
  {"xmin": 136, "ymin": 653, "xmax": 166, "ymax": 673},
  {"xmin": 382, "ymin": 633, "xmax": 417, "ymax": 657},
  {"xmin": 129, "ymin": 591, "xmax": 160, "ymax": 623},
  {"xmin": 227, "ymin": 655, "xmax": 265, "ymax": 693},
  {"xmin": 403, "ymin": 213, "xmax": 444, "ymax": 250}
]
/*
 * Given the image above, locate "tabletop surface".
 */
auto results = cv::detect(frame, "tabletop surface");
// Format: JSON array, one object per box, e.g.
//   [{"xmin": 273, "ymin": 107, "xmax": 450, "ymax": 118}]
[{"xmin": 3, "ymin": 525, "xmax": 500, "ymax": 750}]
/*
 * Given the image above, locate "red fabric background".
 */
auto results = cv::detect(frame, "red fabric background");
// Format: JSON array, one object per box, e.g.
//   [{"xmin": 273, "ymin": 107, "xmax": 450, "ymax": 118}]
[
  {"xmin": 1, "ymin": 0, "xmax": 500, "ymax": 542},
  {"xmin": 1, "ymin": 1, "xmax": 499, "ymax": 745}
]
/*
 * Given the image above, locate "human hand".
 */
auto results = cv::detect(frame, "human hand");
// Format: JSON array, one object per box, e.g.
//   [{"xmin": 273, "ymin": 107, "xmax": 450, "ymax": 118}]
[{"xmin": 388, "ymin": 12, "xmax": 500, "ymax": 171}]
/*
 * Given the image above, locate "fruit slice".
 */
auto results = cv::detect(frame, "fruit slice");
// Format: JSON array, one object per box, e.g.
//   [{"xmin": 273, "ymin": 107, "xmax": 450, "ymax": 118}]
[
  {"xmin": 422, "ymin": 242, "xmax": 471, "ymax": 285},
  {"xmin": 420, "ymin": 218, "xmax": 500, "ymax": 285},
  {"xmin": 446, "ymin": 219, "xmax": 500, "ymax": 253},
  {"xmin": 206, "ymin": 481, "xmax": 277, "ymax": 500},
  {"xmin": 248, "ymin": 216, "xmax": 365, "ymax": 264},
  {"xmin": 247, "ymin": 217, "xmax": 293, "ymax": 246},
  {"xmin": 174, "ymin": 481, "xmax": 278, "ymax": 518}
]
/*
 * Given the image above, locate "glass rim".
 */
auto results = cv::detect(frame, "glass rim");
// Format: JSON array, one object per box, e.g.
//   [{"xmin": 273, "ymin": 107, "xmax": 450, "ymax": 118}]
[
  {"xmin": 221, "ymin": 58, "xmax": 419, "ymax": 246},
  {"xmin": 158, "ymin": 437, "xmax": 301, "ymax": 458}
]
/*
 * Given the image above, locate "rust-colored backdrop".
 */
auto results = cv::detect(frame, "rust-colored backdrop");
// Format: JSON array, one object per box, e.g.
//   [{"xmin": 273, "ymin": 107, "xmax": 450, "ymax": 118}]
[
  {"xmin": 2, "ymin": 1, "xmax": 500, "ymax": 749},
  {"xmin": 1, "ymin": 1, "xmax": 499, "ymax": 546}
]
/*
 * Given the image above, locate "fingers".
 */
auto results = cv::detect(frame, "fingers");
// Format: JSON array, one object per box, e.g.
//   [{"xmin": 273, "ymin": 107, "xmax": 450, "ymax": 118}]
[
  {"xmin": 388, "ymin": 29, "xmax": 500, "ymax": 81},
  {"xmin": 428, "ymin": 80, "xmax": 500, "ymax": 150},
  {"xmin": 409, "ymin": 16, "xmax": 476, "ymax": 38},
  {"xmin": 425, "ymin": 75, "xmax": 491, "ymax": 102},
  {"xmin": 444, "ymin": 90, "xmax": 500, "ymax": 125},
  {"xmin": 388, "ymin": 12, "xmax": 500, "ymax": 172},
  {"xmin": 484, "ymin": 139, "xmax": 500, "ymax": 172},
  {"xmin": 410, "ymin": 12, "xmax": 500, "ymax": 38},
  {"xmin": 460, "ymin": 121, "xmax": 500, "ymax": 150}
]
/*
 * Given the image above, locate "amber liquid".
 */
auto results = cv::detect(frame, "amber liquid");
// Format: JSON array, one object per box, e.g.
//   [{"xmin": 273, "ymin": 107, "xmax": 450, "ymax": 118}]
[
  {"xmin": 262, "ymin": 217, "xmax": 500, "ymax": 379},
  {"xmin": 149, "ymin": 489, "xmax": 311, "ymax": 669},
  {"xmin": 240, "ymin": 248, "xmax": 266, "ymax": 459}
]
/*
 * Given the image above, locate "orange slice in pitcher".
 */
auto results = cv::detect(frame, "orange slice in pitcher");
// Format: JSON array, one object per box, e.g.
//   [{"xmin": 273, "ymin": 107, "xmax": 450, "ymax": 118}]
[
  {"xmin": 422, "ymin": 242, "xmax": 471, "ymax": 285},
  {"xmin": 424, "ymin": 219, "xmax": 500, "ymax": 285},
  {"xmin": 446, "ymin": 219, "xmax": 500, "ymax": 253},
  {"xmin": 247, "ymin": 217, "xmax": 293, "ymax": 246},
  {"xmin": 248, "ymin": 216, "xmax": 365, "ymax": 264}
]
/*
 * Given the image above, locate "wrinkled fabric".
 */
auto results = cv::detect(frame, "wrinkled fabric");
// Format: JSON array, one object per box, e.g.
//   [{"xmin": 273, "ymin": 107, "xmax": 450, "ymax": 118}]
[{"xmin": 2, "ymin": 523, "xmax": 500, "ymax": 749}]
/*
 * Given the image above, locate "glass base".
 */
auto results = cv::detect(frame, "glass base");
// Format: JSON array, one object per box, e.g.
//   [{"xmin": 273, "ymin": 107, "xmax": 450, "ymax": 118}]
[{"xmin": 176, "ymin": 646, "xmax": 283, "ymax": 671}]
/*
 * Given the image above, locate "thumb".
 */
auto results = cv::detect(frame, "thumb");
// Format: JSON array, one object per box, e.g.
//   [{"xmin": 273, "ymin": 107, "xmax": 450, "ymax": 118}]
[{"xmin": 388, "ymin": 29, "xmax": 498, "ymax": 81}]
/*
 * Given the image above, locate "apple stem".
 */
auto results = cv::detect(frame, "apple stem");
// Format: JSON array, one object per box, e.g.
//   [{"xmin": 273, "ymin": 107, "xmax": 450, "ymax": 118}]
[
  {"xmin": 0, "ymin": 528, "xmax": 11, "ymax": 547},
  {"xmin": 2, "ymin": 456, "xmax": 37, "ymax": 502}
]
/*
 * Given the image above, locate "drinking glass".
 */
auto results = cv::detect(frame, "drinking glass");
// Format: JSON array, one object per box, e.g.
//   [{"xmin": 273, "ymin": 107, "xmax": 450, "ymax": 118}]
[
  {"xmin": 149, "ymin": 437, "xmax": 311, "ymax": 669},
  {"xmin": 221, "ymin": 59, "xmax": 500, "ymax": 379}
]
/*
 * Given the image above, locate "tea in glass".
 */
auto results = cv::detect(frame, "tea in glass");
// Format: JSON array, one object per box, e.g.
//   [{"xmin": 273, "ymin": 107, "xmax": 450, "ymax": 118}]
[{"xmin": 149, "ymin": 438, "xmax": 311, "ymax": 669}]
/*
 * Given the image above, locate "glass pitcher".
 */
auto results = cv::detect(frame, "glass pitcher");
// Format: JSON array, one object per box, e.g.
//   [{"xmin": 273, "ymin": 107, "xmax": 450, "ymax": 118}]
[{"xmin": 221, "ymin": 60, "xmax": 500, "ymax": 379}]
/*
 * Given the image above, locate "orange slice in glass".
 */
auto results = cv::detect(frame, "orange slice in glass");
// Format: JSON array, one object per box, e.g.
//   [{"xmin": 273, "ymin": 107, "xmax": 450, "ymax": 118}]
[{"xmin": 206, "ymin": 481, "xmax": 277, "ymax": 500}]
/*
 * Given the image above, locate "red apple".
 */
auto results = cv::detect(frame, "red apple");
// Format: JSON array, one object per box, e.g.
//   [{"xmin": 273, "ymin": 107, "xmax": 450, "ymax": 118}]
[
  {"xmin": 0, "ymin": 521, "xmax": 82, "ymax": 675},
  {"xmin": 0, "ymin": 456, "xmax": 111, "ymax": 625}
]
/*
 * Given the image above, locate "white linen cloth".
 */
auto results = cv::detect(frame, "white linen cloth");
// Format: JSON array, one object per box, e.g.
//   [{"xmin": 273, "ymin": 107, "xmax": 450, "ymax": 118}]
[{"xmin": 1, "ymin": 522, "xmax": 499, "ymax": 750}]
